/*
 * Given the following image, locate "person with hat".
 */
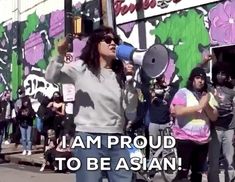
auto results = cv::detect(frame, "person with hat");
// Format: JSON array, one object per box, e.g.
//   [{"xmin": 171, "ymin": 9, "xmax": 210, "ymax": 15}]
[{"xmin": 170, "ymin": 67, "xmax": 218, "ymax": 182}]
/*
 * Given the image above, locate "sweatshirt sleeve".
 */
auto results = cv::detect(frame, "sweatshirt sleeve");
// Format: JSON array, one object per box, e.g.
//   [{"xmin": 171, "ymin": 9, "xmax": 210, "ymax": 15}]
[
  {"xmin": 123, "ymin": 81, "xmax": 138, "ymax": 121},
  {"xmin": 45, "ymin": 55, "xmax": 79, "ymax": 84}
]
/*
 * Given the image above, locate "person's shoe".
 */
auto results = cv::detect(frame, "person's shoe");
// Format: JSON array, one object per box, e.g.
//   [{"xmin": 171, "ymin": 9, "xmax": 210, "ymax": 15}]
[
  {"xmin": 22, "ymin": 150, "xmax": 27, "ymax": 155},
  {"xmin": 4, "ymin": 140, "xmax": 10, "ymax": 145},
  {"xmin": 40, "ymin": 164, "xmax": 46, "ymax": 172},
  {"xmin": 27, "ymin": 150, "xmax": 32, "ymax": 156},
  {"xmin": 54, "ymin": 166, "xmax": 58, "ymax": 171}
]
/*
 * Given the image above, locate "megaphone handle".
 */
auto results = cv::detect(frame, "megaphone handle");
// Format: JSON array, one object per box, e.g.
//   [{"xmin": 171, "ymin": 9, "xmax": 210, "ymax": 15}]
[{"xmin": 123, "ymin": 60, "xmax": 134, "ymax": 81}]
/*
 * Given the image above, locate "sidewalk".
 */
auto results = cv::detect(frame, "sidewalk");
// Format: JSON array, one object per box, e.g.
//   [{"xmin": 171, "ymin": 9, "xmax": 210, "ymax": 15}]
[{"xmin": 1, "ymin": 143, "xmax": 44, "ymax": 165}]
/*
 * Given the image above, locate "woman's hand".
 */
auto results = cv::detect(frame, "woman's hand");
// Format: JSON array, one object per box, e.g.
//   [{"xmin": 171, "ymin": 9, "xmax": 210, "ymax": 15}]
[
  {"xmin": 124, "ymin": 63, "xmax": 134, "ymax": 78},
  {"xmin": 126, "ymin": 121, "xmax": 133, "ymax": 131},
  {"xmin": 199, "ymin": 92, "xmax": 209, "ymax": 109},
  {"xmin": 202, "ymin": 54, "xmax": 212, "ymax": 64},
  {"xmin": 124, "ymin": 63, "xmax": 134, "ymax": 82},
  {"xmin": 57, "ymin": 38, "xmax": 68, "ymax": 56}
]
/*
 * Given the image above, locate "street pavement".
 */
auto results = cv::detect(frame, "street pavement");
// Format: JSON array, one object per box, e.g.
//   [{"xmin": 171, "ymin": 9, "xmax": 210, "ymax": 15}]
[
  {"xmin": 0, "ymin": 162, "xmax": 225, "ymax": 182},
  {"xmin": 0, "ymin": 163, "xmax": 75, "ymax": 182}
]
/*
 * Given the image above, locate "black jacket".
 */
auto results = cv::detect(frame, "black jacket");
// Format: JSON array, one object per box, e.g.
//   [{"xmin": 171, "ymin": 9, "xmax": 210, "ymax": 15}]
[
  {"xmin": 0, "ymin": 100, "xmax": 14, "ymax": 121},
  {"xmin": 16, "ymin": 96, "xmax": 35, "ymax": 127}
]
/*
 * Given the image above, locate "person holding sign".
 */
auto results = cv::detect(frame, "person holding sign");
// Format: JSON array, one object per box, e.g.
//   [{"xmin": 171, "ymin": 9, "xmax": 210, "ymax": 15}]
[{"xmin": 45, "ymin": 26, "xmax": 138, "ymax": 182}]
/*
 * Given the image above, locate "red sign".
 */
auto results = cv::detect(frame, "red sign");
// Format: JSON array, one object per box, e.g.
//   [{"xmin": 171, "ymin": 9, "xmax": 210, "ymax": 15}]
[
  {"xmin": 114, "ymin": 0, "xmax": 156, "ymax": 16},
  {"xmin": 114, "ymin": 0, "xmax": 182, "ymax": 16}
]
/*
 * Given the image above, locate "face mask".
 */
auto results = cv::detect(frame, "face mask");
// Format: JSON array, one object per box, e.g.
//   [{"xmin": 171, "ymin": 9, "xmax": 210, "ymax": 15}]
[{"xmin": 54, "ymin": 96, "xmax": 60, "ymax": 102}]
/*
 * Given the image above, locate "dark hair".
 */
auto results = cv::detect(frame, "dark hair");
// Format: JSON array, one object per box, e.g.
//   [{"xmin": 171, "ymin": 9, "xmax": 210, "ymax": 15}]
[
  {"xmin": 80, "ymin": 26, "xmax": 125, "ymax": 88},
  {"xmin": 212, "ymin": 62, "xmax": 233, "ymax": 88},
  {"xmin": 186, "ymin": 67, "xmax": 208, "ymax": 92},
  {"xmin": 52, "ymin": 91, "xmax": 63, "ymax": 102},
  {"xmin": 21, "ymin": 96, "xmax": 33, "ymax": 109},
  {"xmin": 41, "ymin": 96, "xmax": 51, "ymax": 106}
]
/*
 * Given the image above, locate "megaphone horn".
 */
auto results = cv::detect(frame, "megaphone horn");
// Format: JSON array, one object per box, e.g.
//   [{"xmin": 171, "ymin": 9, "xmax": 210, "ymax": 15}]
[{"xmin": 116, "ymin": 44, "xmax": 169, "ymax": 78}]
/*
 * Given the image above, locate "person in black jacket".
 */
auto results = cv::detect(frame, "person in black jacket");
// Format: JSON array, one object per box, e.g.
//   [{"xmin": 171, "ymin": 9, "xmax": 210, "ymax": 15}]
[
  {"xmin": 0, "ymin": 91, "xmax": 15, "ymax": 150},
  {"xmin": 37, "ymin": 95, "xmax": 52, "ymax": 151},
  {"xmin": 148, "ymin": 76, "xmax": 177, "ymax": 150},
  {"xmin": 1, "ymin": 91, "xmax": 14, "ymax": 144},
  {"xmin": 0, "ymin": 96, "xmax": 5, "ymax": 153},
  {"xmin": 17, "ymin": 95, "xmax": 35, "ymax": 155}
]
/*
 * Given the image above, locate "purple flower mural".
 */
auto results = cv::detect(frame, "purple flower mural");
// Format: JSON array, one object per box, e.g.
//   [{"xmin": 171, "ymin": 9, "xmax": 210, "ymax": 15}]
[
  {"xmin": 209, "ymin": 1, "xmax": 235, "ymax": 45},
  {"xmin": 164, "ymin": 58, "xmax": 175, "ymax": 85},
  {"xmin": 73, "ymin": 37, "xmax": 88, "ymax": 58},
  {"xmin": 49, "ymin": 10, "xmax": 64, "ymax": 37},
  {"xmin": 24, "ymin": 32, "xmax": 44, "ymax": 65}
]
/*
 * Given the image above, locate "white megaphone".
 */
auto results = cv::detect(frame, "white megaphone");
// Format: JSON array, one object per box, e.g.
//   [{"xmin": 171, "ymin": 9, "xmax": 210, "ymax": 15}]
[{"xmin": 116, "ymin": 43, "xmax": 169, "ymax": 78}]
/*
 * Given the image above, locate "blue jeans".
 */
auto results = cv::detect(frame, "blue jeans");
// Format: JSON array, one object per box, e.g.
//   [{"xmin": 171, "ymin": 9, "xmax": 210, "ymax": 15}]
[
  {"xmin": 73, "ymin": 132, "xmax": 133, "ymax": 182},
  {"xmin": 36, "ymin": 117, "xmax": 43, "ymax": 133},
  {"xmin": 20, "ymin": 125, "xmax": 32, "ymax": 151}
]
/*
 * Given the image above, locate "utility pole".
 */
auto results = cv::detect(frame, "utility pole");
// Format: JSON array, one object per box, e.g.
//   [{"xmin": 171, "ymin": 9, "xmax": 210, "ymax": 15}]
[
  {"xmin": 64, "ymin": 0, "xmax": 73, "ymax": 52},
  {"xmin": 63, "ymin": 0, "xmax": 75, "ymax": 135},
  {"xmin": 101, "ymin": 0, "xmax": 116, "ymax": 30}
]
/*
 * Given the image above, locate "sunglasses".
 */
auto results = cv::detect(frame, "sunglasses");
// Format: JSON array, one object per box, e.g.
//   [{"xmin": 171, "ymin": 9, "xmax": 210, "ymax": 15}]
[{"xmin": 102, "ymin": 35, "xmax": 120, "ymax": 45}]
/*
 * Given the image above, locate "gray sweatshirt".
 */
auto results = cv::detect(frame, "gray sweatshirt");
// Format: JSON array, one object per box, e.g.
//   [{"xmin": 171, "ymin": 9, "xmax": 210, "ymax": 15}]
[{"xmin": 45, "ymin": 56, "xmax": 138, "ymax": 134}]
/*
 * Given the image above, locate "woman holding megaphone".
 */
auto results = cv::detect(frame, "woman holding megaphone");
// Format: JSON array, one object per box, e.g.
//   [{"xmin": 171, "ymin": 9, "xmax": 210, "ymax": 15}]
[{"xmin": 45, "ymin": 26, "xmax": 138, "ymax": 182}]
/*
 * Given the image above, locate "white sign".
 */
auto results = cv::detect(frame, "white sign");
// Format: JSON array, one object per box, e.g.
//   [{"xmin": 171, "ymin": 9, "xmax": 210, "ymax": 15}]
[
  {"xmin": 62, "ymin": 84, "xmax": 76, "ymax": 102},
  {"xmin": 65, "ymin": 103, "xmax": 74, "ymax": 114},
  {"xmin": 114, "ymin": 0, "xmax": 222, "ymax": 25}
]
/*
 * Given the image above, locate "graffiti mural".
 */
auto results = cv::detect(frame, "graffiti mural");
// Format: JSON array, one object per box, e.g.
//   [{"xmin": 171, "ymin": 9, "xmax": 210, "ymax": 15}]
[
  {"xmin": 0, "ymin": 10, "xmax": 63, "ymax": 101},
  {"xmin": 209, "ymin": 0, "xmax": 235, "ymax": 45},
  {"xmin": 1, "ymin": 0, "xmax": 233, "ymax": 110},
  {"xmin": 0, "ymin": 0, "xmax": 101, "ymax": 111},
  {"xmin": 116, "ymin": 0, "xmax": 233, "ymax": 87}
]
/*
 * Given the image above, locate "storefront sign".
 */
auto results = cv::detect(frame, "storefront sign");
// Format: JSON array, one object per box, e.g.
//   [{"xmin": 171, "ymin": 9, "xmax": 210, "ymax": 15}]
[{"xmin": 114, "ymin": 0, "xmax": 222, "ymax": 24}]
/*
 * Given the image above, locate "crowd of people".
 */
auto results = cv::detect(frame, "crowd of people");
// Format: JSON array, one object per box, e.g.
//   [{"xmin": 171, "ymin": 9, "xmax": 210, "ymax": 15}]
[
  {"xmin": 132, "ymin": 60, "xmax": 235, "ymax": 182},
  {"xmin": 45, "ymin": 26, "xmax": 235, "ymax": 182},
  {"xmin": 0, "ymin": 26, "xmax": 235, "ymax": 182},
  {"xmin": 0, "ymin": 87, "xmax": 75, "ymax": 172}
]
